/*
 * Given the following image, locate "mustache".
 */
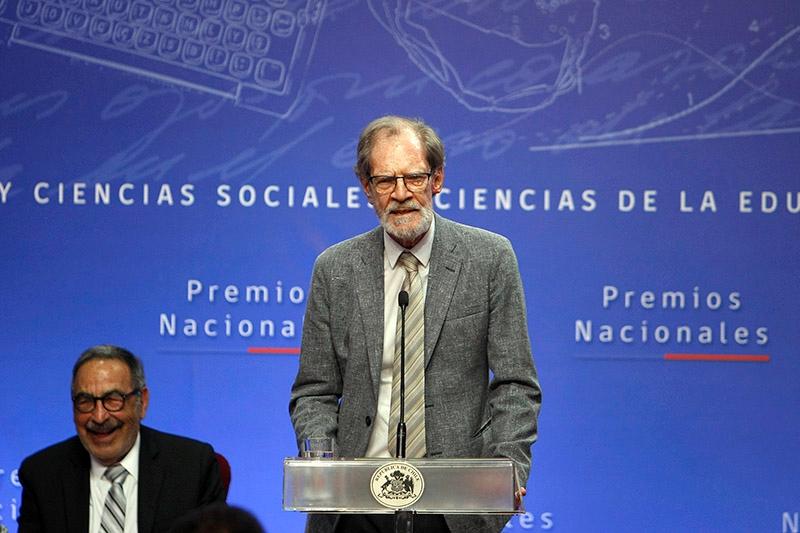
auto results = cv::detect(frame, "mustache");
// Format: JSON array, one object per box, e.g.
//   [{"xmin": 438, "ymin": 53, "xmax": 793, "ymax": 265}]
[
  {"xmin": 386, "ymin": 200, "xmax": 422, "ymax": 214},
  {"xmin": 86, "ymin": 419, "xmax": 122, "ymax": 433}
]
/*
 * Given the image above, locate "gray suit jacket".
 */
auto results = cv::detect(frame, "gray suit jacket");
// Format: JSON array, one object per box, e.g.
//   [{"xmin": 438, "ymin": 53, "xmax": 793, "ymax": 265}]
[{"xmin": 290, "ymin": 214, "xmax": 541, "ymax": 533}]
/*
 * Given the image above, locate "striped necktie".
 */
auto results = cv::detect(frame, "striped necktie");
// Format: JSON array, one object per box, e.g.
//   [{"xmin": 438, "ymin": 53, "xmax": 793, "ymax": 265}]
[
  {"xmin": 388, "ymin": 251, "xmax": 426, "ymax": 458},
  {"xmin": 100, "ymin": 464, "xmax": 128, "ymax": 533}
]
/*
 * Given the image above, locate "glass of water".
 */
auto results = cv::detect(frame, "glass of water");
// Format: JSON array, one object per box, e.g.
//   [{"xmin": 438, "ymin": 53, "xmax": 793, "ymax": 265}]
[{"xmin": 302, "ymin": 437, "xmax": 335, "ymax": 459}]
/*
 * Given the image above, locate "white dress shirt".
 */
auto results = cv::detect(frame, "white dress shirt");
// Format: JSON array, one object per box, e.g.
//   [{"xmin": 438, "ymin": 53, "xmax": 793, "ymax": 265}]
[
  {"xmin": 89, "ymin": 432, "xmax": 141, "ymax": 533},
  {"xmin": 366, "ymin": 217, "xmax": 435, "ymax": 457}
]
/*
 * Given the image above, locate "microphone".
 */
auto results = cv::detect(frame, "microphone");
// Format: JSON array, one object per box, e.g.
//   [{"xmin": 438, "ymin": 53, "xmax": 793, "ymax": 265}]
[
  {"xmin": 396, "ymin": 290, "xmax": 409, "ymax": 459},
  {"xmin": 398, "ymin": 290, "xmax": 409, "ymax": 308}
]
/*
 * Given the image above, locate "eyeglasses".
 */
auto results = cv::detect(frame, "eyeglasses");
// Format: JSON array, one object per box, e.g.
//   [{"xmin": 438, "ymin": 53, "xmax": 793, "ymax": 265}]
[
  {"xmin": 72, "ymin": 389, "xmax": 141, "ymax": 413},
  {"xmin": 368, "ymin": 172, "xmax": 433, "ymax": 194}
]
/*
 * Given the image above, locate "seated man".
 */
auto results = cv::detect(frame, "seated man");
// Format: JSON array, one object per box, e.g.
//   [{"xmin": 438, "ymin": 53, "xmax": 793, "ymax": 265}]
[{"xmin": 18, "ymin": 344, "xmax": 225, "ymax": 532}]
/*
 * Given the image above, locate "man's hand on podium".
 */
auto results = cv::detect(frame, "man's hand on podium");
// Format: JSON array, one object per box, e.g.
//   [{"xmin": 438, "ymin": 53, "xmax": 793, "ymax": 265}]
[{"xmin": 515, "ymin": 487, "xmax": 527, "ymax": 509}]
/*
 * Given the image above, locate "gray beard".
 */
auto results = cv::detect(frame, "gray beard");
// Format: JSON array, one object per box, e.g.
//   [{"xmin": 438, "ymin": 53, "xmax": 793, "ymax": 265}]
[{"xmin": 380, "ymin": 205, "xmax": 434, "ymax": 247}]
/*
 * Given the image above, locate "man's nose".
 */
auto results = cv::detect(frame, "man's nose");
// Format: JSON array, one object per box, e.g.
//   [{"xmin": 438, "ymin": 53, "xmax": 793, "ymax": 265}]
[
  {"xmin": 90, "ymin": 400, "xmax": 110, "ymax": 422},
  {"xmin": 391, "ymin": 177, "xmax": 414, "ymax": 201}
]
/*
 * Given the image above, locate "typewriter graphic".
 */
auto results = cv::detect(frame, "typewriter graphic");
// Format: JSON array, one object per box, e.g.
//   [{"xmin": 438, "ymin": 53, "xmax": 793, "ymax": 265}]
[{"xmin": 0, "ymin": 0, "xmax": 326, "ymax": 117}]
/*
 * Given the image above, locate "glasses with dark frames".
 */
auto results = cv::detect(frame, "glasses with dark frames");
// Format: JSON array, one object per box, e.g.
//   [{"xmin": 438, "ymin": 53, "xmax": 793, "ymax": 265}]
[
  {"xmin": 367, "ymin": 172, "xmax": 433, "ymax": 194},
  {"xmin": 72, "ymin": 389, "xmax": 141, "ymax": 413}
]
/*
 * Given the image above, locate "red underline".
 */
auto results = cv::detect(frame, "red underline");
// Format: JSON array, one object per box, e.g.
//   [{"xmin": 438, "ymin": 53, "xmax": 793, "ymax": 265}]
[
  {"xmin": 664, "ymin": 353, "xmax": 770, "ymax": 363},
  {"xmin": 247, "ymin": 347, "xmax": 301, "ymax": 355}
]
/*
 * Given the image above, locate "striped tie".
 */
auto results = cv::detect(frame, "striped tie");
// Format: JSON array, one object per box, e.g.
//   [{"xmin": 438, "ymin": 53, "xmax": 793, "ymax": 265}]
[
  {"xmin": 100, "ymin": 464, "xmax": 128, "ymax": 533},
  {"xmin": 388, "ymin": 251, "xmax": 426, "ymax": 458}
]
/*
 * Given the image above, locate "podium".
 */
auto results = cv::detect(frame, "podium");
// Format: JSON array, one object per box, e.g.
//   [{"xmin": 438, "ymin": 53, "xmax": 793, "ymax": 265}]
[{"xmin": 283, "ymin": 457, "xmax": 522, "ymax": 515}]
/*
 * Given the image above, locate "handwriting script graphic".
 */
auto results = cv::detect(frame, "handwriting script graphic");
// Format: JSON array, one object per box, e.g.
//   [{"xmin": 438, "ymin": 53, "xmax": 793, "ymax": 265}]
[{"xmin": 367, "ymin": 1, "xmax": 800, "ymax": 150}]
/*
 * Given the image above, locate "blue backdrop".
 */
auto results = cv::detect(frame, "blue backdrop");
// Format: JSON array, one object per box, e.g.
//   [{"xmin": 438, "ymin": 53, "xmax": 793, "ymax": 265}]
[{"xmin": 1, "ymin": 0, "xmax": 799, "ymax": 531}]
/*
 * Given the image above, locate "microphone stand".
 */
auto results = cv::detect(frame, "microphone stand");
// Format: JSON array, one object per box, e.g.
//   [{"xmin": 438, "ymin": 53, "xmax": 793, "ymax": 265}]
[
  {"xmin": 396, "ymin": 290, "xmax": 408, "ymax": 459},
  {"xmin": 395, "ymin": 290, "xmax": 413, "ymax": 533}
]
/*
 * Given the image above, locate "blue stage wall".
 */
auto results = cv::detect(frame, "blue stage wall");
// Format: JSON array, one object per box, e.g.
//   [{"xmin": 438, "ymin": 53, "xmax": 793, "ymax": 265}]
[{"xmin": 1, "ymin": 1, "xmax": 799, "ymax": 531}]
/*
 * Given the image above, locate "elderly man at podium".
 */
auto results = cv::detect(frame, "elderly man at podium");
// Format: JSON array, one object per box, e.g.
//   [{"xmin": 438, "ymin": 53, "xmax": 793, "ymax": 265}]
[{"xmin": 290, "ymin": 115, "xmax": 542, "ymax": 533}]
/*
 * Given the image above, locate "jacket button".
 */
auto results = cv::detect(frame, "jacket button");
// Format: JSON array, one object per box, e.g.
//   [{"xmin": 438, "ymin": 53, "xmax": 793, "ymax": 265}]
[{"xmin": 365, "ymin": 415, "xmax": 372, "ymax": 427}]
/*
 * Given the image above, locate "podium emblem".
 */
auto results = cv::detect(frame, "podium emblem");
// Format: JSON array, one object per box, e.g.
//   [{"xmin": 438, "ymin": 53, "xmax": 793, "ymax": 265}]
[{"xmin": 370, "ymin": 461, "xmax": 425, "ymax": 509}]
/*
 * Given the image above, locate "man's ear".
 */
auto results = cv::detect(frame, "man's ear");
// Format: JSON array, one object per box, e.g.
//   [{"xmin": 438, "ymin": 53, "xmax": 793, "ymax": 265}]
[
  {"xmin": 431, "ymin": 167, "xmax": 445, "ymax": 195},
  {"xmin": 360, "ymin": 176, "xmax": 373, "ymax": 204},
  {"xmin": 138, "ymin": 387, "xmax": 149, "ymax": 419}
]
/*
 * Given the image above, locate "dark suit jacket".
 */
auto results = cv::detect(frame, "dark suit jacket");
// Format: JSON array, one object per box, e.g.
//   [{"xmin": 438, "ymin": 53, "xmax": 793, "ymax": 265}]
[
  {"xmin": 17, "ymin": 425, "xmax": 225, "ymax": 533},
  {"xmin": 290, "ymin": 215, "xmax": 542, "ymax": 533}
]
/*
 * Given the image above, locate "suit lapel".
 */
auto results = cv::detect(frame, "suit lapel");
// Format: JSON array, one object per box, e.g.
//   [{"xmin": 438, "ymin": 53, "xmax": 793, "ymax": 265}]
[
  {"xmin": 425, "ymin": 216, "xmax": 462, "ymax": 368},
  {"xmin": 64, "ymin": 439, "xmax": 90, "ymax": 533},
  {"xmin": 137, "ymin": 427, "xmax": 164, "ymax": 533},
  {"xmin": 355, "ymin": 228, "xmax": 386, "ymax": 400}
]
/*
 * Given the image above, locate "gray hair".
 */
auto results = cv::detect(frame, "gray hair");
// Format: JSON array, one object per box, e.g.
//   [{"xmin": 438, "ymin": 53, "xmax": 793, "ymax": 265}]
[
  {"xmin": 72, "ymin": 344, "xmax": 146, "ymax": 392},
  {"xmin": 354, "ymin": 115, "xmax": 445, "ymax": 179}
]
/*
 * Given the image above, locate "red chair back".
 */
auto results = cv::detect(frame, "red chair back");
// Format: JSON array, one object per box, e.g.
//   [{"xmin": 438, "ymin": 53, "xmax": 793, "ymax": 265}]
[{"xmin": 215, "ymin": 452, "xmax": 231, "ymax": 499}]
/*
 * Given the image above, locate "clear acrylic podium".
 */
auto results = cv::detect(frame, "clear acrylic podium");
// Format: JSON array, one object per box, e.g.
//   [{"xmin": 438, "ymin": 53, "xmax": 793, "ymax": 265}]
[{"xmin": 283, "ymin": 457, "xmax": 522, "ymax": 514}]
